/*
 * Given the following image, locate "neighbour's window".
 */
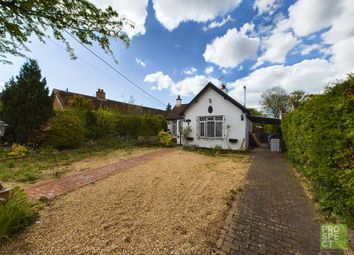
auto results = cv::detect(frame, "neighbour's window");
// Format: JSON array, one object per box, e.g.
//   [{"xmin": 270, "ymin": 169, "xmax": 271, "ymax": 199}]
[
  {"xmin": 171, "ymin": 120, "xmax": 177, "ymax": 135},
  {"xmin": 199, "ymin": 116, "xmax": 223, "ymax": 138}
]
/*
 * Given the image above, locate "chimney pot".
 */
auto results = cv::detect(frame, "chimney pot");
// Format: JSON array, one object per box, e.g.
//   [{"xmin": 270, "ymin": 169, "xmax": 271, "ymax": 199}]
[
  {"xmin": 96, "ymin": 88, "xmax": 106, "ymax": 100},
  {"xmin": 176, "ymin": 95, "xmax": 182, "ymax": 107}
]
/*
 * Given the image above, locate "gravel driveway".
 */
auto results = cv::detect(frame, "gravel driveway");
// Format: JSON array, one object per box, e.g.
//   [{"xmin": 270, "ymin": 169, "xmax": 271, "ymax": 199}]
[{"xmin": 0, "ymin": 149, "xmax": 250, "ymax": 255}]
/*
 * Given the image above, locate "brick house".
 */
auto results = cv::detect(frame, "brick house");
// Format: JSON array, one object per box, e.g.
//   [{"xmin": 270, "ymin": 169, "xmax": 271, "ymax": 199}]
[{"xmin": 52, "ymin": 88, "xmax": 166, "ymax": 116}]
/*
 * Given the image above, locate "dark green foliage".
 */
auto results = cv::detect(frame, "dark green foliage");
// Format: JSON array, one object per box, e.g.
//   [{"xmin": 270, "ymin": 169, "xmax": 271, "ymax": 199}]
[
  {"xmin": 45, "ymin": 109, "xmax": 85, "ymax": 149},
  {"xmin": 166, "ymin": 103, "xmax": 172, "ymax": 111},
  {"xmin": 0, "ymin": 0, "xmax": 130, "ymax": 64},
  {"xmin": 45, "ymin": 107, "xmax": 166, "ymax": 149},
  {"xmin": 1, "ymin": 59, "xmax": 52, "ymax": 143},
  {"xmin": 282, "ymin": 75, "xmax": 354, "ymax": 226},
  {"xmin": 0, "ymin": 187, "xmax": 38, "ymax": 241}
]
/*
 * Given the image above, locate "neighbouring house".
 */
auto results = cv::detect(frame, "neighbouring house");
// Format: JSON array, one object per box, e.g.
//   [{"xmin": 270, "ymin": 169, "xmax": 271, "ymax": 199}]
[
  {"xmin": 52, "ymin": 88, "xmax": 166, "ymax": 116},
  {"xmin": 166, "ymin": 82, "xmax": 280, "ymax": 150}
]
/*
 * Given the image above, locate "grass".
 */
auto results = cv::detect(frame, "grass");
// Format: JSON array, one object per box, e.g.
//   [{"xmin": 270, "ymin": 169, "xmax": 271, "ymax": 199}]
[
  {"xmin": 0, "ymin": 140, "xmax": 138, "ymax": 184},
  {"xmin": 0, "ymin": 187, "xmax": 38, "ymax": 241}
]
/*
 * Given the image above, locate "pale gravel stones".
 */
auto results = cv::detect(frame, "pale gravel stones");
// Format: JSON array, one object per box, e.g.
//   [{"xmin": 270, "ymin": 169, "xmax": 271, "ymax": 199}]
[{"xmin": 0, "ymin": 150, "xmax": 250, "ymax": 255}]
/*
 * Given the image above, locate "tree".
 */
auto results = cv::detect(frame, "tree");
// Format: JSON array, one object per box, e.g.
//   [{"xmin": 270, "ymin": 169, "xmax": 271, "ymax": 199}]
[
  {"xmin": 247, "ymin": 108, "xmax": 264, "ymax": 116},
  {"xmin": 0, "ymin": 0, "xmax": 131, "ymax": 64},
  {"xmin": 166, "ymin": 103, "xmax": 172, "ymax": 111},
  {"xmin": 260, "ymin": 86, "xmax": 291, "ymax": 118},
  {"xmin": 289, "ymin": 90, "xmax": 308, "ymax": 109},
  {"xmin": 1, "ymin": 59, "xmax": 53, "ymax": 143}
]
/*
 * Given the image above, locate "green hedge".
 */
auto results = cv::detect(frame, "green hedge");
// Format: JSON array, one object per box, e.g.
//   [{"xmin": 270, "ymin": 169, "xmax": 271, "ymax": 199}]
[
  {"xmin": 282, "ymin": 75, "xmax": 354, "ymax": 226},
  {"xmin": 45, "ymin": 108, "xmax": 166, "ymax": 149}
]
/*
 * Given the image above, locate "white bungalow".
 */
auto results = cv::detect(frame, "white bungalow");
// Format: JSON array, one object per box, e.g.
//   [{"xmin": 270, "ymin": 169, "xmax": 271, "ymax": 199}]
[{"xmin": 166, "ymin": 82, "xmax": 280, "ymax": 150}]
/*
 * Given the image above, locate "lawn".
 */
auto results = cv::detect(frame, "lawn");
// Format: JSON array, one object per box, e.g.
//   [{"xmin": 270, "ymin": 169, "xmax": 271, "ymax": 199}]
[
  {"xmin": 0, "ymin": 149, "xmax": 251, "ymax": 255},
  {"xmin": 0, "ymin": 146, "xmax": 159, "ymax": 187}
]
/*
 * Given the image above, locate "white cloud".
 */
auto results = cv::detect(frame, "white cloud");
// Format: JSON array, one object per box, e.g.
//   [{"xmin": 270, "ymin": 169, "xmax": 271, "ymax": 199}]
[
  {"xmin": 288, "ymin": 0, "xmax": 342, "ymax": 37},
  {"xmin": 253, "ymin": 0, "xmax": 280, "ymax": 15},
  {"xmin": 205, "ymin": 66, "xmax": 214, "ymax": 74},
  {"xmin": 331, "ymin": 37, "xmax": 354, "ymax": 74},
  {"xmin": 135, "ymin": 57, "xmax": 146, "ymax": 67},
  {"xmin": 144, "ymin": 72, "xmax": 221, "ymax": 96},
  {"xmin": 144, "ymin": 71, "xmax": 173, "ymax": 90},
  {"xmin": 300, "ymin": 44, "xmax": 321, "ymax": 55},
  {"xmin": 152, "ymin": 0, "xmax": 241, "ymax": 31},
  {"xmin": 182, "ymin": 67, "xmax": 197, "ymax": 75},
  {"xmin": 229, "ymin": 59, "xmax": 336, "ymax": 107},
  {"xmin": 322, "ymin": 0, "xmax": 354, "ymax": 44},
  {"xmin": 255, "ymin": 31, "xmax": 298, "ymax": 67},
  {"xmin": 203, "ymin": 28, "xmax": 260, "ymax": 68},
  {"xmin": 203, "ymin": 15, "xmax": 233, "ymax": 31},
  {"xmin": 91, "ymin": 0, "xmax": 148, "ymax": 38}
]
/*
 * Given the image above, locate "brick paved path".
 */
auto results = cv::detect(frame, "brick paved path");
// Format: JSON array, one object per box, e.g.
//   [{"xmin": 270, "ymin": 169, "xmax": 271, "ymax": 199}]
[
  {"xmin": 215, "ymin": 150, "xmax": 321, "ymax": 255},
  {"xmin": 26, "ymin": 148, "xmax": 175, "ymax": 200}
]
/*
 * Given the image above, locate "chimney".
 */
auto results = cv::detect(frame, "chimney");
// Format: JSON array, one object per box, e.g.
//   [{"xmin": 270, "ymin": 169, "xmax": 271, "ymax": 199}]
[
  {"xmin": 176, "ymin": 95, "xmax": 182, "ymax": 107},
  {"xmin": 221, "ymin": 84, "xmax": 228, "ymax": 93},
  {"xmin": 96, "ymin": 89, "xmax": 106, "ymax": 100}
]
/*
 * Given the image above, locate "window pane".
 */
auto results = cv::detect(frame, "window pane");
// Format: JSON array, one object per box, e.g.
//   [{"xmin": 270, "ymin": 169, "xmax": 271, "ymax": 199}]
[
  {"xmin": 207, "ymin": 117, "xmax": 214, "ymax": 121},
  {"xmin": 215, "ymin": 116, "xmax": 223, "ymax": 121},
  {"xmin": 199, "ymin": 117, "xmax": 206, "ymax": 121},
  {"xmin": 200, "ymin": 122, "xmax": 205, "ymax": 137},
  {"xmin": 216, "ymin": 122, "xmax": 222, "ymax": 137},
  {"xmin": 207, "ymin": 121, "xmax": 215, "ymax": 137}
]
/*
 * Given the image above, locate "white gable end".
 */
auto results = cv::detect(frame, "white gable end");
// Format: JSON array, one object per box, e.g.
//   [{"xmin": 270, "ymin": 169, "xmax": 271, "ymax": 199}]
[{"xmin": 183, "ymin": 87, "xmax": 250, "ymax": 150}]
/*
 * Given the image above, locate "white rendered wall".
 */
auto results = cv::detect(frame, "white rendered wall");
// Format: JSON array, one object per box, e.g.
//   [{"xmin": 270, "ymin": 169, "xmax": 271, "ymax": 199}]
[{"xmin": 183, "ymin": 88, "xmax": 247, "ymax": 150}]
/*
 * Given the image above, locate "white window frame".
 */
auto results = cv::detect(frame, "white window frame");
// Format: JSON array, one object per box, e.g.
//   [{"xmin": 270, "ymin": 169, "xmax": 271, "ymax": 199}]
[
  {"xmin": 171, "ymin": 120, "xmax": 177, "ymax": 136},
  {"xmin": 198, "ymin": 116, "xmax": 224, "ymax": 139}
]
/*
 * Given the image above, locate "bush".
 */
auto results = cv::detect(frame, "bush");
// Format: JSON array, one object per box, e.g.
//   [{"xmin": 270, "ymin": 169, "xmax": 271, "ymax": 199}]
[
  {"xmin": 0, "ymin": 187, "xmax": 38, "ymax": 241},
  {"xmin": 45, "ymin": 109, "xmax": 86, "ymax": 149},
  {"xmin": 157, "ymin": 130, "xmax": 172, "ymax": 146},
  {"xmin": 281, "ymin": 75, "xmax": 354, "ymax": 226},
  {"xmin": 7, "ymin": 144, "xmax": 28, "ymax": 157}
]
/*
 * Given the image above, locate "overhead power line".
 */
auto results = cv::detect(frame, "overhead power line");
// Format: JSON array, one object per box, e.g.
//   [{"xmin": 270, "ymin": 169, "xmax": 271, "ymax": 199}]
[{"xmin": 64, "ymin": 31, "xmax": 167, "ymax": 107}]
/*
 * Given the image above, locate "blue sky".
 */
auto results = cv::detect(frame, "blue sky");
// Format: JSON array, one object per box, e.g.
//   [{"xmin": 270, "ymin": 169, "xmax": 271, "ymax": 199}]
[{"xmin": 1, "ymin": 0, "xmax": 353, "ymax": 110}]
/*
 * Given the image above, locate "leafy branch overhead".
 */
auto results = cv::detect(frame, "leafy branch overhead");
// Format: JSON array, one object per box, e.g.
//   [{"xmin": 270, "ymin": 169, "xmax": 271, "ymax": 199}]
[{"xmin": 0, "ymin": 0, "xmax": 132, "ymax": 64}]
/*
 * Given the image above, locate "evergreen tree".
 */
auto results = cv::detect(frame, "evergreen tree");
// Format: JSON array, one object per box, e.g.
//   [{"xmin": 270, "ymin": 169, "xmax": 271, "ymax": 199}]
[
  {"xmin": 1, "ymin": 59, "xmax": 52, "ymax": 143},
  {"xmin": 166, "ymin": 103, "xmax": 172, "ymax": 111}
]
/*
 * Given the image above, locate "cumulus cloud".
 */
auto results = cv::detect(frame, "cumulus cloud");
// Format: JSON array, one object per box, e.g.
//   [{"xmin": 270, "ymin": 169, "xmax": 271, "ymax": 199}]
[
  {"xmin": 91, "ymin": 0, "xmax": 148, "ymax": 38},
  {"xmin": 152, "ymin": 0, "xmax": 241, "ymax": 31},
  {"xmin": 144, "ymin": 71, "xmax": 173, "ymax": 90},
  {"xmin": 288, "ymin": 0, "xmax": 342, "ymax": 37},
  {"xmin": 203, "ymin": 15, "xmax": 233, "ymax": 31},
  {"xmin": 300, "ymin": 44, "xmax": 321, "ymax": 55},
  {"xmin": 253, "ymin": 0, "xmax": 281, "ymax": 15},
  {"xmin": 135, "ymin": 57, "xmax": 147, "ymax": 67},
  {"xmin": 144, "ymin": 72, "xmax": 221, "ymax": 96},
  {"xmin": 182, "ymin": 67, "xmax": 197, "ymax": 75},
  {"xmin": 229, "ymin": 59, "xmax": 336, "ymax": 107},
  {"xmin": 255, "ymin": 31, "xmax": 298, "ymax": 67},
  {"xmin": 205, "ymin": 66, "xmax": 214, "ymax": 74},
  {"xmin": 203, "ymin": 27, "xmax": 260, "ymax": 68}
]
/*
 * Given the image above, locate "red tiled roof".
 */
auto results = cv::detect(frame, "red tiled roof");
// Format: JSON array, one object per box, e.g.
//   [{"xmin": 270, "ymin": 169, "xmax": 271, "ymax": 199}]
[
  {"xmin": 53, "ymin": 89, "xmax": 166, "ymax": 116},
  {"xmin": 165, "ymin": 104, "xmax": 188, "ymax": 120}
]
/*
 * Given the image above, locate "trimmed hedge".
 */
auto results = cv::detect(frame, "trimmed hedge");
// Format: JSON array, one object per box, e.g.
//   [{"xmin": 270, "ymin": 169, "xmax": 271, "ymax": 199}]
[
  {"xmin": 45, "ymin": 108, "xmax": 167, "ymax": 149},
  {"xmin": 281, "ymin": 75, "xmax": 354, "ymax": 226}
]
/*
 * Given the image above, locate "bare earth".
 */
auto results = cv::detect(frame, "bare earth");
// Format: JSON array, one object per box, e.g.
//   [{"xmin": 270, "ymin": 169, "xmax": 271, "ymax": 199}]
[{"xmin": 1, "ymin": 150, "xmax": 250, "ymax": 255}]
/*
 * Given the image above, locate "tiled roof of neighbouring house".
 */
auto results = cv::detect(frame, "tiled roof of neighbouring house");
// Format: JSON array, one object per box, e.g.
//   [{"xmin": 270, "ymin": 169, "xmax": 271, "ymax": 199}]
[
  {"xmin": 52, "ymin": 89, "xmax": 166, "ymax": 116},
  {"xmin": 165, "ymin": 104, "xmax": 189, "ymax": 120}
]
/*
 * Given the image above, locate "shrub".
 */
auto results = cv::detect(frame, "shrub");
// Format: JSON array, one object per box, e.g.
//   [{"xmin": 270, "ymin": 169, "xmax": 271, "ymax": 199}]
[
  {"xmin": 7, "ymin": 144, "xmax": 28, "ymax": 157},
  {"xmin": 157, "ymin": 130, "xmax": 173, "ymax": 146},
  {"xmin": 45, "ymin": 109, "xmax": 86, "ymax": 149},
  {"xmin": 0, "ymin": 187, "xmax": 38, "ymax": 241},
  {"xmin": 281, "ymin": 75, "xmax": 354, "ymax": 226}
]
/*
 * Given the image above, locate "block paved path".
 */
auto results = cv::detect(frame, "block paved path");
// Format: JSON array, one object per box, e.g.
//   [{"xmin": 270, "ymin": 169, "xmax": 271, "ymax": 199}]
[
  {"xmin": 215, "ymin": 150, "xmax": 322, "ymax": 255},
  {"xmin": 26, "ymin": 148, "xmax": 175, "ymax": 200}
]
